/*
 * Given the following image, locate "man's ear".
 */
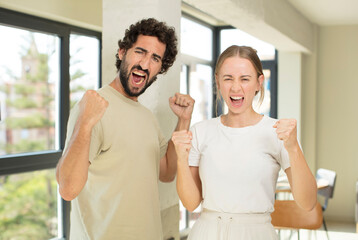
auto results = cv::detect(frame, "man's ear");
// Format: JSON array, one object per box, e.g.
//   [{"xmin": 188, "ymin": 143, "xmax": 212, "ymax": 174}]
[{"xmin": 118, "ymin": 48, "xmax": 126, "ymax": 60}]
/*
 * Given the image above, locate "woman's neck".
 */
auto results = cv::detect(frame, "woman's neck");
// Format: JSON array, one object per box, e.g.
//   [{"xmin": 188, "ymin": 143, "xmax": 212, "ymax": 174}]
[{"xmin": 221, "ymin": 110, "xmax": 263, "ymax": 128}]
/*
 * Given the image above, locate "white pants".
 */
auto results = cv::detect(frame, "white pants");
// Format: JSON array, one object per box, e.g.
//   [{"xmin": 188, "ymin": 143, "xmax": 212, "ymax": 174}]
[{"xmin": 188, "ymin": 209, "xmax": 278, "ymax": 240}]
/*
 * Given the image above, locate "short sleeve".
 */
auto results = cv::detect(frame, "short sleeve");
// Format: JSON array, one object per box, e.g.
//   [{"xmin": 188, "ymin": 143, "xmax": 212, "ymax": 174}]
[
  {"xmin": 278, "ymin": 142, "xmax": 291, "ymax": 170},
  {"xmin": 63, "ymin": 102, "xmax": 102, "ymax": 164},
  {"xmin": 63, "ymin": 104, "xmax": 80, "ymax": 154},
  {"xmin": 188, "ymin": 125, "xmax": 200, "ymax": 167},
  {"xmin": 158, "ymin": 129, "xmax": 168, "ymax": 160},
  {"xmin": 88, "ymin": 122, "xmax": 103, "ymax": 163},
  {"xmin": 152, "ymin": 116, "xmax": 168, "ymax": 159},
  {"xmin": 277, "ymin": 139, "xmax": 303, "ymax": 171}
]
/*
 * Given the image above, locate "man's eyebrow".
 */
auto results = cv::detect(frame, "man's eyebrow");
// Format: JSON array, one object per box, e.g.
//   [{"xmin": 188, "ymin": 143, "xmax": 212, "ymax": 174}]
[
  {"xmin": 135, "ymin": 47, "xmax": 148, "ymax": 53},
  {"xmin": 135, "ymin": 47, "xmax": 162, "ymax": 60},
  {"xmin": 153, "ymin": 53, "xmax": 162, "ymax": 60}
]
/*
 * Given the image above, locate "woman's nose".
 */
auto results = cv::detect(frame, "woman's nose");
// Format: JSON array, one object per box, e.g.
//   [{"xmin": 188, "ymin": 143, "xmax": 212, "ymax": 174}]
[{"xmin": 231, "ymin": 80, "xmax": 242, "ymax": 91}]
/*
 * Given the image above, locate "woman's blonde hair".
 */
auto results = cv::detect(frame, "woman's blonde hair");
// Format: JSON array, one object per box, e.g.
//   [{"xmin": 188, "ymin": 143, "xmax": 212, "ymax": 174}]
[{"xmin": 214, "ymin": 45, "xmax": 265, "ymax": 112}]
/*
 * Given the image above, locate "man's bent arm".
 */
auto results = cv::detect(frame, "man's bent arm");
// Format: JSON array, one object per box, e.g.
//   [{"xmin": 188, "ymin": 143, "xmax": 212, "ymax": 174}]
[
  {"xmin": 56, "ymin": 90, "xmax": 108, "ymax": 200},
  {"xmin": 56, "ymin": 123, "xmax": 92, "ymax": 201}
]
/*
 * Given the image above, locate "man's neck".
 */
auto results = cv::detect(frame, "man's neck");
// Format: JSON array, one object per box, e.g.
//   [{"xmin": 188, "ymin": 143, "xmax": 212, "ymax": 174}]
[{"xmin": 109, "ymin": 77, "xmax": 138, "ymax": 102}]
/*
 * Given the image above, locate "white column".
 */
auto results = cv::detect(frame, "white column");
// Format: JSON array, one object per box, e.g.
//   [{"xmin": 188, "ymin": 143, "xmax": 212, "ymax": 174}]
[
  {"xmin": 102, "ymin": 0, "xmax": 181, "ymax": 239},
  {"xmin": 277, "ymin": 51, "xmax": 302, "ymax": 140}
]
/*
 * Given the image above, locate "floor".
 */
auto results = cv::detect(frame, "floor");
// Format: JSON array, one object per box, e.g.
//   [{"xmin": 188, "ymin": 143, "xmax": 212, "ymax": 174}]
[
  {"xmin": 277, "ymin": 220, "xmax": 358, "ymax": 240},
  {"xmin": 180, "ymin": 220, "xmax": 358, "ymax": 240}
]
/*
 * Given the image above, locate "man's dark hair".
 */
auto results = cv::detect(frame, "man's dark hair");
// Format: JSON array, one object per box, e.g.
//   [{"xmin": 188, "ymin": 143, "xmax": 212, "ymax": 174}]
[{"xmin": 115, "ymin": 18, "xmax": 178, "ymax": 74}]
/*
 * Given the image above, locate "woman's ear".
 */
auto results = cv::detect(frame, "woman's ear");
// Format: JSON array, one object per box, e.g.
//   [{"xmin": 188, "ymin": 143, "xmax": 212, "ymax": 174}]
[
  {"xmin": 215, "ymin": 74, "xmax": 220, "ymax": 90},
  {"xmin": 257, "ymin": 74, "xmax": 264, "ymax": 91}
]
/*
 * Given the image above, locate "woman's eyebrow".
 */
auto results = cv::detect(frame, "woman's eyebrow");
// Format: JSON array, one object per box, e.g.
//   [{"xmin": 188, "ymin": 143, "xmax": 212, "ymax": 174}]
[{"xmin": 223, "ymin": 74, "xmax": 233, "ymax": 78}]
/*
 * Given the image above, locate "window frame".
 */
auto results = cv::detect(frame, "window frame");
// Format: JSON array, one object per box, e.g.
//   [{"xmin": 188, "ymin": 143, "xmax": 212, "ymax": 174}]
[
  {"xmin": 179, "ymin": 14, "xmax": 216, "ymax": 234},
  {"xmin": 181, "ymin": 13, "xmax": 217, "ymax": 118},
  {"xmin": 0, "ymin": 7, "xmax": 102, "ymax": 239},
  {"xmin": 261, "ymin": 54, "xmax": 278, "ymax": 118}
]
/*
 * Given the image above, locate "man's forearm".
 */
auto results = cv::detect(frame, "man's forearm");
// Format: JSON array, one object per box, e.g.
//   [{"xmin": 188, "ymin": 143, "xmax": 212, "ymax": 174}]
[
  {"xmin": 175, "ymin": 117, "xmax": 191, "ymax": 131},
  {"xmin": 56, "ymin": 125, "xmax": 92, "ymax": 200}
]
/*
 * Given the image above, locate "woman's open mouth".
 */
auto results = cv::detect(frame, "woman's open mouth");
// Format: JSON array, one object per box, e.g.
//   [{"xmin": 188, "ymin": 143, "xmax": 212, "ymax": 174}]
[{"xmin": 230, "ymin": 96, "xmax": 244, "ymax": 106}]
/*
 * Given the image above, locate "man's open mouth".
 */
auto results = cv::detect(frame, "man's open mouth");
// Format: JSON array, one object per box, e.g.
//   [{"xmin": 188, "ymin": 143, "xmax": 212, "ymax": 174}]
[{"xmin": 132, "ymin": 71, "xmax": 147, "ymax": 85}]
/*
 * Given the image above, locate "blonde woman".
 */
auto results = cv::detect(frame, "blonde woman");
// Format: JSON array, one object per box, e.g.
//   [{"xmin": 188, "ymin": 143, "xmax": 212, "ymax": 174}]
[{"xmin": 172, "ymin": 45, "xmax": 317, "ymax": 240}]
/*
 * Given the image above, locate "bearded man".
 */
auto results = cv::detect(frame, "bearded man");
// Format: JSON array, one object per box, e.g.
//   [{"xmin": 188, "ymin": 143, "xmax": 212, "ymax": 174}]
[{"xmin": 56, "ymin": 18, "xmax": 194, "ymax": 240}]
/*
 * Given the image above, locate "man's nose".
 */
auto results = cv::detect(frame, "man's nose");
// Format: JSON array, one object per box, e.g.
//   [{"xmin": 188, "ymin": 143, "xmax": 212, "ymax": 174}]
[{"xmin": 139, "ymin": 54, "xmax": 151, "ymax": 70}]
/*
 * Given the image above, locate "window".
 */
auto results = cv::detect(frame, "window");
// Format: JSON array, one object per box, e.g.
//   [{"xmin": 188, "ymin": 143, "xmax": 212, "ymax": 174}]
[
  {"xmin": 0, "ymin": 8, "xmax": 101, "ymax": 239},
  {"xmin": 181, "ymin": 17, "xmax": 213, "ymax": 61},
  {"xmin": 180, "ymin": 16, "xmax": 214, "ymax": 124},
  {"xmin": 0, "ymin": 170, "xmax": 58, "ymax": 239},
  {"xmin": 220, "ymin": 28, "xmax": 276, "ymax": 60},
  {"xmin": 189, "ymin": 64, "xmax": 213, "ymax": 123},
  {"xmin": 179, "ymin": 15, "xmax": 215, "ymax": 232},
  {"xmin": 0, "ymin": 25, "xmax": 60, "ymax": 155},
  {"xmin": 69, "ymin": 34, "xmax": 100, "ymax": 107}
]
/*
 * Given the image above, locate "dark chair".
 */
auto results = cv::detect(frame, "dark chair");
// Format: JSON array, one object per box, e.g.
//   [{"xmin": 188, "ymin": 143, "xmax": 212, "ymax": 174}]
[{"xmin": 316, "ymin": 168, "xmax": 337, "ymax": 239}]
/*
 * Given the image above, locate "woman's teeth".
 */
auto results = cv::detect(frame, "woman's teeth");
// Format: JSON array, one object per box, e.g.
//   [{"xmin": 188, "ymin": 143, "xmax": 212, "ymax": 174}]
[{"xmin": 230, "ymin": 96, "xmax": 243, "ymax": 101}]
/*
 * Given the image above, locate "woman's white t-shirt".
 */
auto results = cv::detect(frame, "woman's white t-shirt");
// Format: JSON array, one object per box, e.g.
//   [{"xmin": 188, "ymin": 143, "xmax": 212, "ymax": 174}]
[{"xmin": 188, "ymin": 115, "xmax": 291, "ymax": 214}]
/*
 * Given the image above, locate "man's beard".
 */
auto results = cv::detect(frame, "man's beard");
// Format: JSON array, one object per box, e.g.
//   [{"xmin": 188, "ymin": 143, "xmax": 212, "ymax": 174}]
[{"xmin": 119, "ymin": 55, "xmax": 158, "ymax": 97}]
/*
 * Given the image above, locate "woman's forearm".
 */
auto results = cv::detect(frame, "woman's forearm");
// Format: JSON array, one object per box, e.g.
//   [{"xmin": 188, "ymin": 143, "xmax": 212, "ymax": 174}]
[
  {"xmin": 176, "ymin": 161, "xmax": 202, "ymax": 212},
  {"xmin": 287, "ymin": 144, "xmax": 317, "ymax": 210}
]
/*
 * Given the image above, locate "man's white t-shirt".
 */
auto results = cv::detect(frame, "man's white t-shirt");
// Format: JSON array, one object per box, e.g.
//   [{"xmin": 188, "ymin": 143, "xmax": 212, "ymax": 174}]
[{"xmin": 189, "ymin": 115, "xmax": 291, "ymax": 214}]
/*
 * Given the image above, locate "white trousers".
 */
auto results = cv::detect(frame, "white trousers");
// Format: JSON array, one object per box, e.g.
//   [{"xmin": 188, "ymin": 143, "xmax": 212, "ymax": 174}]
[{"xmin": 187, "ymin": 209, "xmax": 278, "ymax": 240}]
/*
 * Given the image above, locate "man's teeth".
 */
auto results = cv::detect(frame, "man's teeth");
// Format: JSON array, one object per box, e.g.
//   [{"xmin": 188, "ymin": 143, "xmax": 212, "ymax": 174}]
[
  {"xmin": 231, "ymin": 96, "xmax": 243, "ymax": 100},
  {"xmin": 132, "ymin": 71, "xmax": 146, "ymax": 85},
  {"xmin": 133, "ymin": 71, "xmax": 146, "ymax": 77}
]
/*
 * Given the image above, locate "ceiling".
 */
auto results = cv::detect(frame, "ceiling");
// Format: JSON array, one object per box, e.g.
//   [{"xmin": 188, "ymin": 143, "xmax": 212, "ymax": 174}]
[
  {"xmin": 288, "ymin": 0, "xmax": 358, "ymax": 26},
  {"xmin": 183, "ymin": 0, "xmax": 358, "ymax": 27}
]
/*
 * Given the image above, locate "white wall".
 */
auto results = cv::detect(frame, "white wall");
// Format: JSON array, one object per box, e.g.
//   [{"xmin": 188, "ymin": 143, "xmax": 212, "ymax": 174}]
[
  {"xmin": 184, "ymin": 0, "xmax": 314, "ymax": 52},
  {"xmin": 0, "ymin": 0, "xmax": 102, "ymax": 31},
  {"xmin": 102, "ymin": 0, "xmax": 181, "ymax": 207},
  {"xmin": 277, "ymin": 52, "xmax": 302, "ymax": 140},
  {"xmin": 301, "ymin": 25, "xmax": 318, "ymax": 172},
  {"xmin": 315, "ymin": 25, "xmax": 358, "ymax": 222},
  {"xmin": 278, "ymin": 17, "xmax": 358, "ymax": 224}
]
